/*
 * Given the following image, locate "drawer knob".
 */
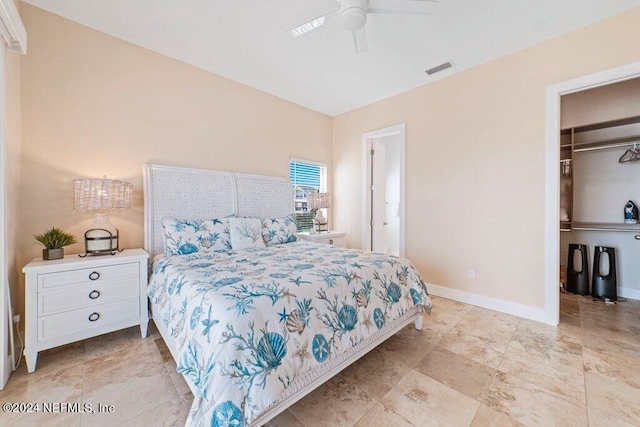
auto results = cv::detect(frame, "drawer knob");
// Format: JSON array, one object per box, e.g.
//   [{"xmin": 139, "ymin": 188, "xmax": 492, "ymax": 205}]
[
  {"xmin": 89, "ymin": 290, "xmax": 101, "ymax": 300},
  {"xmin": 329, "ymin": 239, "xmax": 334, "ymax": 244},
  {"xmin": 635, "ymin": 234, "xmax": 640, "ymax": 240},
  {"xmin": 89, "ymin": 271, "xmax": 100, "ymax": 281},
  {"xmin": 88, "ymin": 312, "xmax": 100, "ymax": 322}
]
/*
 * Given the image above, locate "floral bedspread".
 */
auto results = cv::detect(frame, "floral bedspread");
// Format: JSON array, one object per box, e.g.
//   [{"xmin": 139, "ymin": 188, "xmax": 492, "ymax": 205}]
[{"xmin": 148, "ymin": 241, "xmax": 431, "ymax": 426}]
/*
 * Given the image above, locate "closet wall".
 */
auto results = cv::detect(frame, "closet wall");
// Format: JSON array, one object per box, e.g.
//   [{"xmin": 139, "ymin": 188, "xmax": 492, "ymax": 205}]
[{"xmin": 560, "ymin": 78, "xmax": 640, "ymax": 299}]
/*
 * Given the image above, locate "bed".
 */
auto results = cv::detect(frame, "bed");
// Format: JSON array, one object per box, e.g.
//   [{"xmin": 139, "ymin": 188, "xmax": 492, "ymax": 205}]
[{"xmin": 143, "ymin": 163, "xmax": 432, "ymax": 426}]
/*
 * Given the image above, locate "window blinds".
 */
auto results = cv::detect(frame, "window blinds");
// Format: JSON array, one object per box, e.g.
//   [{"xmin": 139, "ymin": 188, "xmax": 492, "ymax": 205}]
[{"xmin": 289, "ymin": 160, "xmax": 327, "ymax": 231}]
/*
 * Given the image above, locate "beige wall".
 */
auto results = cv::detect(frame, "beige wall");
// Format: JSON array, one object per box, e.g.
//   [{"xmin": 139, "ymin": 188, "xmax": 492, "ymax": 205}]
[
  {"xmin": 18, "ymin": 4, "xmax": 332, "ymax": 314},
  {"xmin": 332, "ymin": 7, "xmax": 640, "ymax": 309},
  {"xmin": 561, "ymin": 77, "xmax": 640, "ymax": 128},
  {"xmin": 6, "ymin": 41, "xmax": 21, "ymax": 321}
]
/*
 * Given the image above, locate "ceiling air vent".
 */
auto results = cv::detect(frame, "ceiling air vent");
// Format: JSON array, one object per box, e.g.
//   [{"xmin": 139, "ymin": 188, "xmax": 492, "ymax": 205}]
[{"xmin": 425, "ymin": 61, "xmax": 454, "ymax": 76}]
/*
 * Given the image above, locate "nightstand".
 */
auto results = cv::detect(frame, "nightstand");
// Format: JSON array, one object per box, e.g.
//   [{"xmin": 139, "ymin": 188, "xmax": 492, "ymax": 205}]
[
  {"xmin": 297, "ymin": 231, "xmax": 347, "ymax": 247},
  {"xmin": 22, "ymin": 248, "xmax": 149, "ymax": 373}
]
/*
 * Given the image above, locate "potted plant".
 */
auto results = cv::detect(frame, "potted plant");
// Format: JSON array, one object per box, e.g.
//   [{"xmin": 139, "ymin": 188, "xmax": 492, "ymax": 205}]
[{"xmin": 34, "ymin": 227, "xmax": 77, "ymax": 260}]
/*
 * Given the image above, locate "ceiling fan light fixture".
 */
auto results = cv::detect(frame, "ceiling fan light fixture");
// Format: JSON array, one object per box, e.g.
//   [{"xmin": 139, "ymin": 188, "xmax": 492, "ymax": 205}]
[
  {"xmin": 288, "ymin": 16, "xmax": 325, "ymax": 38},
  {"xmin": 340, "ymin": 0, "xmax": 368, "ymax": 31},
  {"xmin": 341, "ymin": 9, "xmax": 367, "ymax": 31}
]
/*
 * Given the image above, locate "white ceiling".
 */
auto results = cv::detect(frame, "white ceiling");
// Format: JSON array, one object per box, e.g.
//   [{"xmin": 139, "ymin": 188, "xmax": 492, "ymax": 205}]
[{"xmin": 23, "ymin": 0, "xmax": 640, "ymax": 116}]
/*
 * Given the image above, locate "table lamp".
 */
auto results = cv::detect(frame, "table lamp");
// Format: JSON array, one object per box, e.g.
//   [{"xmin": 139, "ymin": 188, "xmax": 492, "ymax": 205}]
[
  {"xmin": 307, "ymin": 192, "xmax": 331, "ymax": 233},
  {"xmin": 73, "ymin": 176, "xmax": 132, "ymax": 256}
]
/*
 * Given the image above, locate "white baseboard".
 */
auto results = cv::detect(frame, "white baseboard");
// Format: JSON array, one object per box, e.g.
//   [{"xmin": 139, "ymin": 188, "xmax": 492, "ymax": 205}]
[
  {"xmin": 618, "ymin": 286, "xmax": 640, "ymax": 301},
  {"xmin": 427, "ymin": 283, "xmax": 553, "ymax": 325}
]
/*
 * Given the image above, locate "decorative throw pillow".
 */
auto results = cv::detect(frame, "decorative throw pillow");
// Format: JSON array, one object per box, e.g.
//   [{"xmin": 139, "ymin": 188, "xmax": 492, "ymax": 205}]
[
  {"xmin": 229, "ymin": 217, "xmax": 266, "ymax": 250},
  {"xmin": 162, "ymin": 217, "xmax": 231, "ymax": 256},
  {"xmin": 262, "ymin": 215, "xmax": 298, "ymax": 246}
]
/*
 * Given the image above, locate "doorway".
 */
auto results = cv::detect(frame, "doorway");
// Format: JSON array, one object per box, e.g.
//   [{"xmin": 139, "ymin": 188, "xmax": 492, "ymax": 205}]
[
  {"xmin": 361, "ymin": 124, "xmax": 406, "ymax": 257},
  {"xmin": 545, "ymin": 61, "xmax": 640, "ymax": 326}
]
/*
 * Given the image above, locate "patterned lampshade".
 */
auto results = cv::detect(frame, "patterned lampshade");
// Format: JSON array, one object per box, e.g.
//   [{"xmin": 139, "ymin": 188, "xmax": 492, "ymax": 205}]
[
  {"xmin": 307, "ymin": 192, "xmax": 331, "ymax": 210},
  {"xmin": 73, "ymin": 176, "xmax": 131, "ymax": 257},
  {"xmin": 73, "ymin": 177, "xmax": 133, "ymax": 211}
]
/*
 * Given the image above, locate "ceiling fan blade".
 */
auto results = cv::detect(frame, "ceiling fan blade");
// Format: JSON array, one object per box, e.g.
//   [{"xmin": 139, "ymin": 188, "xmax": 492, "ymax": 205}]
[
  {"xmin": 288, "ymin": 7, "xmax": 339, "ymax": 38},
  {"xmin": 368, "ymin": 0, "xmax": 438, "ymax": 15},
  {"xmin": 352, "ymin": 28, "xmax": 368, "ymax": 54}
]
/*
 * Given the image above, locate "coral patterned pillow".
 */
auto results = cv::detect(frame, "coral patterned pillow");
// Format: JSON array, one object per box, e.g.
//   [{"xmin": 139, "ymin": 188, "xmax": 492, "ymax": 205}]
[
  {"xmin": 262, "ymin": 215, "xmax": 298, "ymax": 246},
  {"xmin": 162, "ymin": 217, "xmax": 231, "ymax": 256}
]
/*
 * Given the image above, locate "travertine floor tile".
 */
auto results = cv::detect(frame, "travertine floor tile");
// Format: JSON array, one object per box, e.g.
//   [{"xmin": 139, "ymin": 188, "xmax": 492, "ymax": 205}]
[
  {"xmin": 0, "ymin": 363, "xmax": 84, "ymax": 427},
  {"xmin": 82, "ymin": 337, "xmax": 164, "ymax": 394},
  {"xmin": 482, "ymin": 371, "xmax": 588, "ymax": 426},
  {"xmin": 418, "ymin": 297, "xmax": 471, "ymax": 343},
  {"xmin": 470, "ymin": 404, "xmax": 525, "ymax": 427},
  {"xmin": 414, "ymin": 346, "xmax": 497, "ymax": 401},
  {"xmin": 381, "ymin": 369, "xmax": 480, "ymax": 426},
  {"xmin": 120, "ymin": 399, "xmax": 187, "ymax": 426},
  {"xmin": 446, "ymin": 313, "xmax": 518, "ymax": 355},
  {"xmin": 81, "ymin": 365, "xmax": 179, "ymax": 426},
  {"xmin": 354, "ymin": 403, "xmax": 414, "ymax": 427},
  {"xmin": 517, "ymin": 317, "xmax": 582, "ymax": 346},
  {"xmin": 263, "ymin": 409, "xmax": 304, "ymax": 427},
  {"xmin": 84, "ymin": 326, "xmax": 144, "ymax": 361},
  {"xmin": 585, "ymin": 372, "xmax": 640, "ymax": 425},
  {"xmin": 375, "ymin": 332, "xmax": 434, "ymax": 368},
  {"xmin": 0, "ymin": 411, "xmax": 81, "ymax": 427},
  {"xmin": 4, "ymin": 342, "xmax": 85, "ymax": 391},
  {"xmin": 437, "ymin": 329, "xmax": 505, "ymax": 369},
  {"xmin": 1, "ymin": 363, "xmax": 84, "ymax": 403},
  {"xmin": 581, "ymin": 330, "xmax": 640, "ymax": 361},
  {"xmin": 498, "ymin": 344, "xmax": 586, "ymax": 408},
  {"xmin": 339, "ymin": 347, "xmax": 411, "ymax": 400},
  {"xmin": 288, "ymin": 374, "xmax": 376, "ymax": 427},
  {"xmin": 583, "ymin": 345, "xmax": 640, "ymax": 389},
  {"xmin": 587, "ymin": 406, "xmax": 638, "ymax": 427}
]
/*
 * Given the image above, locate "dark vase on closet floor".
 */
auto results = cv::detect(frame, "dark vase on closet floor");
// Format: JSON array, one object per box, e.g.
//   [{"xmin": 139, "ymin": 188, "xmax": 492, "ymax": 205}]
[
  {"xmin": 592, "ymin": 246, "xmax": 617, "ymax": 301},
  {"xmin": 566, "ymin": 244, "xmax": 590, "ymax": 295}
]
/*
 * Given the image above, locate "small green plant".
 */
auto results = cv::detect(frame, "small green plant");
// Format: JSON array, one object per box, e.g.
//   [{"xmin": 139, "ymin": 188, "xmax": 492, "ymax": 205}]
[{"xmin": 34, "ymin": 227, "xmax": 76, "ymax": 249}]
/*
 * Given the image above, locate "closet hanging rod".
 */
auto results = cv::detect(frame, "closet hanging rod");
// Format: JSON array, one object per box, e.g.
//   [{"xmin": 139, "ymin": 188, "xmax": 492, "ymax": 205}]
[{"xmin": 573, "ymin": 140, "xmax": 640, "ymax": 153}]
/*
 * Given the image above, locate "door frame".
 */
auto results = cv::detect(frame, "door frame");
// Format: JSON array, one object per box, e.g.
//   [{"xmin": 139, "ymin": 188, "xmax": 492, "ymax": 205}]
[
  {"xmin": 0, "ymin": 41, "xmax": 8, "ymax": 389},
  {"xmin": 361, "ymin": 123, "xmax": 406, "ymax": 257},
  {"xmin": 544, "ymin": 61, "xmax": 640, "ymax": 326}
]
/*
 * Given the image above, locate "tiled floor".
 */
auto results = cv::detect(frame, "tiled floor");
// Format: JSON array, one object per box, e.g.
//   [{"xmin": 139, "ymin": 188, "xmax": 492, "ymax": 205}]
[{"xmin": 1, "ymin": 293, "xmax": 639, "ymax": 426}]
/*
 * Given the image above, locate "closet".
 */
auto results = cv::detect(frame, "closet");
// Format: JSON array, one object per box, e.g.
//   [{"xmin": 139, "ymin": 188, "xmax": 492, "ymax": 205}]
[{"xmin": 560, "ymin": 79, "xmax": 640, "ymax": 300}]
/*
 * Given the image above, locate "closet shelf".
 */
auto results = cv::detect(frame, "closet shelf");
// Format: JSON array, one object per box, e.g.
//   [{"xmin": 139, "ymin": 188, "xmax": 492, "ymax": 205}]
[
  {"xmin": 572, "ymin": 136, "xmax": 640, "ymax": 153},
  {"xmin": 571, "ymin": 222, "xmax": 640, "ymax": 232}
]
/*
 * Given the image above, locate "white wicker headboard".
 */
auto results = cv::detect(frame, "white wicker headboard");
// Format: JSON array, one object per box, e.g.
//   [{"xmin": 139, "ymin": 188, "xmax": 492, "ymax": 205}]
[{"xmin": 143, "ymin": 163, "xmax": 294, "ymax": 258}]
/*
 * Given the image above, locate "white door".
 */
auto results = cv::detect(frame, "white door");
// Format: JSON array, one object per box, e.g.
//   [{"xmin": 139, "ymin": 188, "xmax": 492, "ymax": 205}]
[
  {"xmin": 383, "ymin": 137, "xmax": 400, "ymax": 256},
  {"xmin": 362, "ymin": 124, "xmax": 405, "ymax": 257},
  {"xmin": 370, "ymin": 139, "xmax": 387, "ymax": 253}
]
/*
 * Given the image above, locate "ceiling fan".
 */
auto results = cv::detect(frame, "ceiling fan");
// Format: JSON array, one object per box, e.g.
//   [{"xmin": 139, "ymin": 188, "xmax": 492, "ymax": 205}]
[{"xmin": 288, "ymin": 0, "xmax": 438, "ymax": 54}]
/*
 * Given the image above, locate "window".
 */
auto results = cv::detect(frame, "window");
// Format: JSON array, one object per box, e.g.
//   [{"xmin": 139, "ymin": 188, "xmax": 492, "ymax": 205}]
[{"xmin": 289, "ymin": 159, "xmax": 327, "ymax": 231}]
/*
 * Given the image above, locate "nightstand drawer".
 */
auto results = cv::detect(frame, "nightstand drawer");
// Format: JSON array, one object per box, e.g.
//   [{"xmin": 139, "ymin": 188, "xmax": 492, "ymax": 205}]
[
  {"xmin": 38, "ymin": 262, "xmax": 139, "ymax": 292},
  {"xmin": 38, "ymin": 280, "xmax": 138, "ymax": 316},
  {"xmin": 297, "ymin": 232, "xmax": 347, "ymax": 247},
  {"xmin": 38, "ymin": 297, "xmax": 140, "ymax": 342},
  {"xmin": 315, "ymin": 235, "xmax": 345, "ymax": 246}
]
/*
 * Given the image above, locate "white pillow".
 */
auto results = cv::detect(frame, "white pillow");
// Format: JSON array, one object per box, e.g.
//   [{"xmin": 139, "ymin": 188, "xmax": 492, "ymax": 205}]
[{"xmin": 229, "ymin": 217, "xmax": 266, "ymax": 250}]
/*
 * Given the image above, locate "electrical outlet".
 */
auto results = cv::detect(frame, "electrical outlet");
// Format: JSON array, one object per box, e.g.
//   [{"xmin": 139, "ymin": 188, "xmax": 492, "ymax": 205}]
[
  {"xmin": 468, "ymin": 269, "xmax": 476, "ymax": 280},
  {"xmin": 13, "ymin": 314, "xmax": 20, "ymax": 324}
]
